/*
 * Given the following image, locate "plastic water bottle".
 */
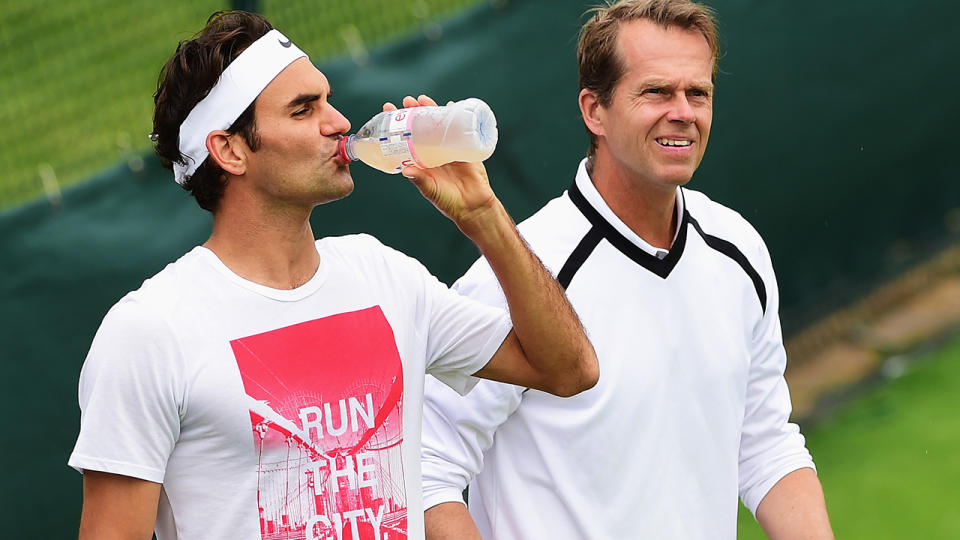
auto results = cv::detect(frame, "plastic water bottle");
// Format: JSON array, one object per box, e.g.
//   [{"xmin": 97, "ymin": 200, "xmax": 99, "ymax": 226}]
[{"xmin": 337, "ymin": 98, "xmax": 498, "ymax": 174}]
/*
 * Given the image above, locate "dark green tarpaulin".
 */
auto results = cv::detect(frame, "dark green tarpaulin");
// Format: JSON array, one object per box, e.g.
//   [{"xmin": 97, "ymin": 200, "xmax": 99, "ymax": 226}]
[{"xmin": 1, "ymin": 0, "xmax": 956, "ymax": 535}]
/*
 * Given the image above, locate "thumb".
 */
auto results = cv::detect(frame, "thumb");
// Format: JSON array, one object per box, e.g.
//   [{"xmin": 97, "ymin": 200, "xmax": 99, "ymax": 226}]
[
  {"xmin": 402, "ymin": 165, "xmax": 436, "ymax": 195},
  {"xmin": 402, "ymin": 165, "xmax": 427, "ymax": 182}
]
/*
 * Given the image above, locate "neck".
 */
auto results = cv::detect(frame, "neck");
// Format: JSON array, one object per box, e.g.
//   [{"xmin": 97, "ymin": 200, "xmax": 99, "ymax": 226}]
[
  {"xmin": 587, "ymin": 155, "xmax": 679, "ymax": 250},
  {"xmin": 205, "ymin": 186, "xmax": 320, "ymax": 290}
]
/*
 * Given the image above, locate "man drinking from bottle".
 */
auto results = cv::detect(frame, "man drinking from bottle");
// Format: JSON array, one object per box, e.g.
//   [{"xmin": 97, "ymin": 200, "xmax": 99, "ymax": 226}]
[{"xmin": 69, "ymin": 10, "xmax": 597, "ymax": 540}]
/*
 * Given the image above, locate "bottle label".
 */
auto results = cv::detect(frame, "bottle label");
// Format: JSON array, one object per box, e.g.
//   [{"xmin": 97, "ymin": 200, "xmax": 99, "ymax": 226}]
[
  {"xmin": 387, "ymin": 109, "xmax": 410, "ymax": 134},
  {"xmin": 379, "ymin": 139, "xmax": 411, "ymax": 157},
  {"xmin": 378, "ymin": 109, "xmax": 424, "ymax": 169}
]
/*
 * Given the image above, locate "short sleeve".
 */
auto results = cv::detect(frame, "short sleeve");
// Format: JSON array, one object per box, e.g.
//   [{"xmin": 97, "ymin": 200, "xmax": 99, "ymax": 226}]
[
  {"xmin": 419, "ymin": 268, "xmax": 512, "ymax": 395},
  {"xmin": 68, "ymin": 300, "xmax": 183, "ymax": 483},
  {"xmin": 738, "ymin": 240, "xmax": 816, "ymax": 514},
  {"xmin": 451, "ymin": 256, "xmax": 508, "ymax": 310}
]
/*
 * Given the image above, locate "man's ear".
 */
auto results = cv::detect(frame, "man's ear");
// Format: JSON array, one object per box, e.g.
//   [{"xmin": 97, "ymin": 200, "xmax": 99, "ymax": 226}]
[
  {"xmin": 579, "ymin": 88, "xmax": 606, "ymax": 139},
  {"xmin": 206, "ymin": 130, "xmax": 246, "ymax": 176}
]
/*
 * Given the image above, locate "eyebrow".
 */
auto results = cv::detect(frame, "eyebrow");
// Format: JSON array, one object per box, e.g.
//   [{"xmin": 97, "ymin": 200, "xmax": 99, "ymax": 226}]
[
  {"xmin": 639, "ymin": 80, "xmax": 714, "ymax": 95},
  {"xmin": 688, "ymin": 82, "xmax": 714, "ymax": 94},
  {"xmin": 286, "ymin": 91, "xmax": 325, "ymax": 109},
  {"xmin": 641, "ymin": 79, "xmax": 672, "ymax": 89}
]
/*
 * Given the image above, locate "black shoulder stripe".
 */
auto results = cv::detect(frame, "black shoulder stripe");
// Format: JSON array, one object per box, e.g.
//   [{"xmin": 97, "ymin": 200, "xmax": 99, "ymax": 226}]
[
  {"xmin": 522, "ymin": 224, "xmax": 603, "ymax": 398},
  {"xmin": 687, "ymin": 214, "xmax": 767, "ymax": 314},
  {"xmin": 556, "ymin": 226, "xmax": 604, "ymax": 289}
]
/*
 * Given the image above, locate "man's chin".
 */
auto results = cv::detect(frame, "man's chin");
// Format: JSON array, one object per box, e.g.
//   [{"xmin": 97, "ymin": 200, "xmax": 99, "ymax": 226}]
[
  {"xmin": 327, "ymin": 181, "xmax": 355, "ymax": 204},
  {"xmin": 312, "ymin": 171, "xmax": 355, "ymax": 206},
  {"xmin": 657, "ymin": 165, "xmax": 697, "ymax": 187}
]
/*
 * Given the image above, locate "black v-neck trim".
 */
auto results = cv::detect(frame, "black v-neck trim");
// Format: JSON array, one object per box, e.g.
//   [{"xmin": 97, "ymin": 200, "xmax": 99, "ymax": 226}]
[
  {"xmin": 566, "ymin": 180, "xmax": 767, "ymax": 313},
  {"xmin": 566, "ymin": 180, "xmax": 687, "ymax": 279}
]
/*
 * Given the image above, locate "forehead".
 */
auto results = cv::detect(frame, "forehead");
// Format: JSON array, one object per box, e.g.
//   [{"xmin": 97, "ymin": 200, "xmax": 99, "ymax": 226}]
[
  {"xmin": 256, "ymin": 57, "xmax": 329, "ymax": 108},
  {"xmin": 615, "ymin": 19, "xmax": 713, "ymax": 83}
]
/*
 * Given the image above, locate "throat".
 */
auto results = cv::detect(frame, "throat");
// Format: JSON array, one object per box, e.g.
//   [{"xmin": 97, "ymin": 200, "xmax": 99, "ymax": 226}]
[
  {"xmin": 602, "ymin": 181, "xmax": 679, "ymax": 249},
  {"xmin": 204, "ymin": 224, "xmax": 321, "ymax": 290},
  {"xmin": 636, "ymin": 207, "xmax": 678, "ymax": 250}
]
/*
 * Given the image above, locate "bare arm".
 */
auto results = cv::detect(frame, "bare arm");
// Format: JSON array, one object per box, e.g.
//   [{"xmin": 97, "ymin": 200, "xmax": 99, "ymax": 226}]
[
  {"xmin": 454, "ymin": 197, "xmax": 596, "ymax": 397},
  {"xmin": 393, "ymin": 95, "xmax": 598, "ymax": 397},
  {"xmin": 755, "ymin": 468, "xmax": 834, "ymax": 540},
  {"xmin": 78, "ymin": 471, "xmax": 161, "ymax": 540},
  {"xmin": 425, "ymin": 501, "xmax": 483, "ymax": 540}
]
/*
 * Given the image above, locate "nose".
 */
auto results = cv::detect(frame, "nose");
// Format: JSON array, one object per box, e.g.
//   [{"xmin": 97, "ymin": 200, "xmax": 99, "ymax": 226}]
[
  {"xmin": 322, "ymin": 103, "xmax": 351, "ymax": 136},
  {"xmin": 666, "ymin": 93, "xmax": 696, "ymax": 125}
]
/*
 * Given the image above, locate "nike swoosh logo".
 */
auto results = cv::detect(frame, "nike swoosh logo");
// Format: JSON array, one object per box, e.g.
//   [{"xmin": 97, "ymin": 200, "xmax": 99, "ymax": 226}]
[{"xmin": 278, "ymin": 38, "xmax": 292, "ymax": 48}]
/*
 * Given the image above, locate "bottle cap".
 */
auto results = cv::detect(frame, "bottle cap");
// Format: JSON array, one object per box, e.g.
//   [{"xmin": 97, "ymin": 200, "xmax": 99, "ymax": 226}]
[{"xmin": 337, "ymin": 136, "xmax": 352, "ymax": 163}]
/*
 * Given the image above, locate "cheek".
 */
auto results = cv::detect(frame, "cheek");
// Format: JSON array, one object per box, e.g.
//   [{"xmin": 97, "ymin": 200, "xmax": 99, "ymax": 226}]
[
  {"xmin": 263, "ymin": 122, "xmax": 315, "ymax": 150},
  {"xmin": 634, "ymin": 108, "xmax": 666, "ymax": 134},
  {"xmin": 698, "ymin": 105, "xmax": 713, "ymax": 128},
  {"xmin": 699, "ymin": 117, "xmax": 712, "ymax": 141}
]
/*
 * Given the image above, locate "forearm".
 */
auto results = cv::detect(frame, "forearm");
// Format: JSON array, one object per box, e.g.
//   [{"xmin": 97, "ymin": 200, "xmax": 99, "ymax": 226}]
[
  {"xmin": 400, "ymin": 153, "xmax": 596, "ymax": 394},
  {"xmin": 755, "ymin": 468, "xmax": 834, "ymax": 540},
  {"xmin": 425, "ymin": 501, "xmax": 483, "ymax": 540},
  {"xmin": 461, "ymin": 200, "xmax": 598, "ymax": 396}
]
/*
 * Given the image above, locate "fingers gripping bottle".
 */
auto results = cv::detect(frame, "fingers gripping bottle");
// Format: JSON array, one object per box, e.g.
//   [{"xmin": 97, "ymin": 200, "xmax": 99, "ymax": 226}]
[{"xmin": 337, "ymin": 98, "xmax": 499, "ymax": 174}]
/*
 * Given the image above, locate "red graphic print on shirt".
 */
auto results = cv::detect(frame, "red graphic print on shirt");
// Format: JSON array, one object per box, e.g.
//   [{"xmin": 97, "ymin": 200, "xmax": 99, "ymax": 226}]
[{"xmin": 231, "ymin": 306, "xmax": 407, "ymax": 540}]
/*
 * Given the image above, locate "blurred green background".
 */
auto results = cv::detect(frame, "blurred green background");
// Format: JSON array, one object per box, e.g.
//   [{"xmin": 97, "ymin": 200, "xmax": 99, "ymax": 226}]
[
  {"xmin": 737, "ymin": 332, "xmax": 960, "ymax": 538},
  {"xmin": 1, "ymin": 0, "xmax": 958, "ymax": 537},
  {"xmin": 0, "ymin": 0, "xmax": 483, "ymax": 209}
]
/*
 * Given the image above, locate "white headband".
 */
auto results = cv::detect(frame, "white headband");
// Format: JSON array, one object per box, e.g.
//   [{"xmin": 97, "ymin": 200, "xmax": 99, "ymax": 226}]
[{"xmin": 174, "ymin": 29, "xmax": 307, "ymax": 185}]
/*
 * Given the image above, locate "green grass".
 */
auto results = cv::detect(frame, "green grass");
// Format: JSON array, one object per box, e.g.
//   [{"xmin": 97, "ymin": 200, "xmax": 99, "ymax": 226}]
[
  {"xmin": 0, "ymin": 1, "xmax": 223, "ymax": 208},
  {"xmin": 737, "ymin": 333, "xmax": 960, "ymax": 538},
  {"xmin": 0, "ymin": 0, "xmax": 481, "ymax": 209}
]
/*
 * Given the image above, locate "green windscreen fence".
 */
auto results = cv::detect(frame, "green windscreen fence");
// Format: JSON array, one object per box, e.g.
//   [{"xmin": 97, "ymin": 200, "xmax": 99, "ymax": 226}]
[{"xmin": 1, "ymin": 0, "xmax": 957, "ymax": 536}]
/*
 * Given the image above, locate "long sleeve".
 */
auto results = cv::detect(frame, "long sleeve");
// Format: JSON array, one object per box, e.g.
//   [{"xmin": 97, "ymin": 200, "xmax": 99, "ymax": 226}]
[
  {"xmin": 421, "ymin": 255, "xmax": 527, "ymax": 509},
  {"xmin": 421, "ymin": 376, "xmax": 525, "ymax": 509},
  {"xmin": 738, "ymin": 239, "xmax": 816, "ymax": 514}
]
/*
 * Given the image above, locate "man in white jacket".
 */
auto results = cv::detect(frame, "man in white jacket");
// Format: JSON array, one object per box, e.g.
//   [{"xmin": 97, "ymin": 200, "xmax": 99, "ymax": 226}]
[{"xmin": 421, "ymin": 1, "xmax": 834, "ymax": 538}]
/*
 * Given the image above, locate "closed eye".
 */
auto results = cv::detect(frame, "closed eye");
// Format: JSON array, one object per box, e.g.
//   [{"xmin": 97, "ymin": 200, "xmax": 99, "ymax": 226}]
[{"xmin": 287, "ymin": 93, "xmax": 321, "ymax": 117}]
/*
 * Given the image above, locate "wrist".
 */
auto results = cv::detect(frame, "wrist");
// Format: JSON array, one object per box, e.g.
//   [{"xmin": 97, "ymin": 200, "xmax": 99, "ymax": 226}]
[{"xmin": 456, "ymin": 199, "xmax": 514, "ymax": 249}]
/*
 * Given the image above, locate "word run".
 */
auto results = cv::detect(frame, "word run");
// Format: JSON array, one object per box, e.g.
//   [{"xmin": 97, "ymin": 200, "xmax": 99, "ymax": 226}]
[{"xmin": 298, "ymin": 393, "xmax": 375, "ymax": 440}]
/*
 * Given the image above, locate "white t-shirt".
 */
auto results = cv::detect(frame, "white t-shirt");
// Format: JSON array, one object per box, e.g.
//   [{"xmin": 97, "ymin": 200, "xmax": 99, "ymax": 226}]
[
  {"xmin": 421, "ymin": 159, "xmax": 815, "ymax": 539},
  {"xmin": 69, "ymin": 234, "xmax": 512, "ymax": 540}
]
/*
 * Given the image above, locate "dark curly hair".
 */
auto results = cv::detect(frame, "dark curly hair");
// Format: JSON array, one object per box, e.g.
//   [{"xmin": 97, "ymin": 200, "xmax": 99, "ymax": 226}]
[{"xmin": 152, "ymin": 11, "xmax": 272, "ymax": 212}]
